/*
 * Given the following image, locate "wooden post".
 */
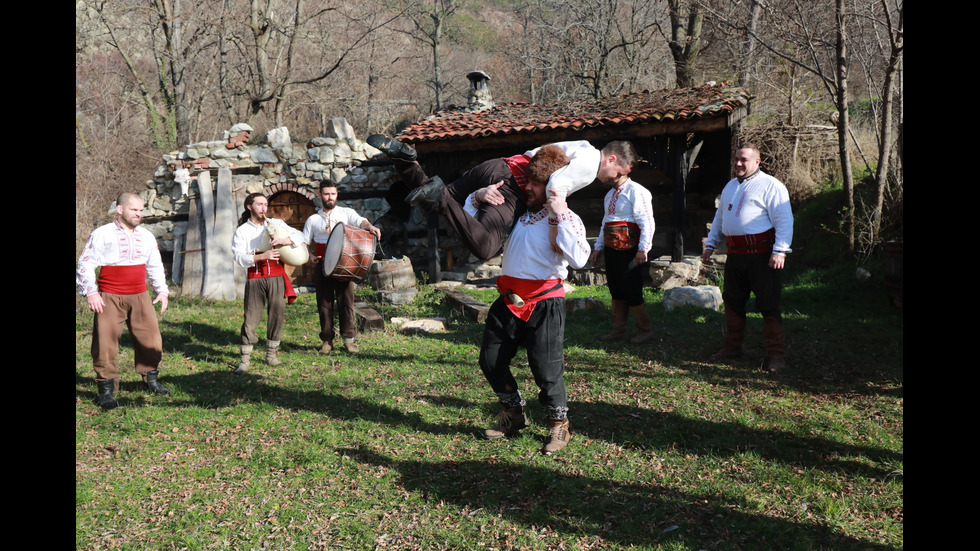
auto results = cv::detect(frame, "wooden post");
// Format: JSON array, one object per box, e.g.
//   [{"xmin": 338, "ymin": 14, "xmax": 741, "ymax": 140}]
[
  {"xmin": 181, "ymin": 178, "xmax": 205, "ymax": 296},
  {"xmin": 203, "ymin": 168, "xmax": 237, "ymax": 300},
  {"xmin": 427, "ymin": 212, "xmax": 441, "ymax": 283}
]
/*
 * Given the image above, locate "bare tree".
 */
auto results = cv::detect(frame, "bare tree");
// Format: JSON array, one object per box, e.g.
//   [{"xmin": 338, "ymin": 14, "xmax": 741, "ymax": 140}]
[{"xmin": 667, "ymin": 0, "xmax": 705, "ymax": 87}]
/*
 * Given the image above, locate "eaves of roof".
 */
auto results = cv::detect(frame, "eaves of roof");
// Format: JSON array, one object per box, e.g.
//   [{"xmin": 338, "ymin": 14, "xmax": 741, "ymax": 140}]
[{"xmin": 397, "ymin": 84, "xmax": 751, "ymax": 144}]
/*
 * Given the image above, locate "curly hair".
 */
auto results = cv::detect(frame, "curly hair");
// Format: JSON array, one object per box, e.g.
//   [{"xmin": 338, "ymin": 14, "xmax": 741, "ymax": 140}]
[{"xmin": 525, "ymin": 144, "xmax": 571, "ymax": 184}]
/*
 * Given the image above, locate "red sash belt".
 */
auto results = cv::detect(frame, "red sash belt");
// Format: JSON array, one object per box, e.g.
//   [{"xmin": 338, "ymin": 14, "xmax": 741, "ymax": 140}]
[
  {"xmin": 725, "ymin": 228, "xmax": 775, "ymax": 254},
  {"xmin": 504, "ymin": 154, "xmax": 531, "ymax": 192},
  {"xmin": 497, "ymin": 275, "xmax": 564, "ymax": 321},
  {"xmin": 248, "ymin": 259, "xmax": 298, "ymax": 304},
  {"xmin": 603, "ymin": 221, "xmax": 641, "ymax": 251},
  {"xmin": 98, "ymin": 265, "xmax": 147, "ymax": 295}
]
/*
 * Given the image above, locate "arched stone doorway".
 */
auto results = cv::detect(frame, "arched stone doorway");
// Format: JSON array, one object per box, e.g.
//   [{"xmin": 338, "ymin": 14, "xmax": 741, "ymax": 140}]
[{"xmin": 268, "ymin": 190, "xmax": 317, "ymax": 287}]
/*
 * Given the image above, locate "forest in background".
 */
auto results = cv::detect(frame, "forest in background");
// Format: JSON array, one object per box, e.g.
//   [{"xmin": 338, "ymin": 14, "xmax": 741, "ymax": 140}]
[{"xmin": 75, "ymin": 0, "xmax": 903, "ymax": 259}]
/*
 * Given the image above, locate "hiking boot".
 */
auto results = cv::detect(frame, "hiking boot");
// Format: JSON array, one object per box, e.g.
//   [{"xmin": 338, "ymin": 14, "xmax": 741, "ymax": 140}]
[
  {"xmin": 484, "ymin": 405, "xmax": 528, "ymax": 439},
  {"xmin": 145, "ymin": 370, "xmax": 170, "ymax": 395},
  {"xmin": 96, "ymin": 379, "xmax": 118, "ymax": 409},
  {"xmin": 366, "ymin": 134, "xmax": 417, "ymax": 161},
  {"xmin": 319, "ymin": 340, "xmax": 333, "ymax": 354},
  {"xmin": 542, "ymin": 417, "xmax": 571, "ymax": 455}
]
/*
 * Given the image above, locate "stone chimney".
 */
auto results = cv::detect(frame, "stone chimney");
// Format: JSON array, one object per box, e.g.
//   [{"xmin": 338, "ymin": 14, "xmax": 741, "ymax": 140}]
[{"xmin": 465, "ymin": 71, "xmax": 494, "ymax": 112}]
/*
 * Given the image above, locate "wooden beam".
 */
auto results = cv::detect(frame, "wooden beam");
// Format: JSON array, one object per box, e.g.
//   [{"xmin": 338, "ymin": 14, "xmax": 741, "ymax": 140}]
[
  {"xmin": 439, "ymin": 288, "xmax": 490, "ymax": 323},
  {"xmin": 355, "ymin": 300, "xmax": 385, "ymax": 332}
]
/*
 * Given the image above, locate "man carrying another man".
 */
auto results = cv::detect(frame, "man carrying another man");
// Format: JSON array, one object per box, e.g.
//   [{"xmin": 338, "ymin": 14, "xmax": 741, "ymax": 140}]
[
  {"xmin": 475, "ymin": 145, "xmax": 591, "ymax": 455},
  {"xmin": 702, "ymin": 144, "xmax": 794, "ymax": 372},
  {"xmin": 77, "ymin": 192, "xmax": 170, "ymax": 409},
  {"xmin": 303, "ymin": 183, "xmax": 382, "ymax": 355},
  {"xmin": 232, "ymin": 193, "xmax": 305, "ymax": 374}
]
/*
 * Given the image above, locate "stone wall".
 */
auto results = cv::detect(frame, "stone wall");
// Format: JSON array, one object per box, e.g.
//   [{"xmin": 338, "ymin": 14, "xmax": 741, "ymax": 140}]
[{"xmin": 139, "ymin": 119, "xmax": 402, "ymax": 257}]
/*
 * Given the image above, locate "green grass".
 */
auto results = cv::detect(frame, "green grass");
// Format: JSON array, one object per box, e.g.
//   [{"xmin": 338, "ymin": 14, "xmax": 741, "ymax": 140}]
[{"xmin": 77, "ymin": 260, "xmax": 902, "ymax": 550}]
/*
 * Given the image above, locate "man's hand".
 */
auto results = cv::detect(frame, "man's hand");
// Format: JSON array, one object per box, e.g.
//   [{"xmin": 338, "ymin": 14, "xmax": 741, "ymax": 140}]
[
  {"xmin": 362, "ymin": 222, "xmax": 382, "ymax": 240},
  {"xmin": 270, "ymin": 237, "xmax": 293, "ymax": 247},
  {"xmin": 769, "ymin": 253, "xmax": 786, "ymax": 270},
  {"xmin": 256, "ymin": 249, "xmax": 280, "ymax": 262},
  {"xmin": 154, "ymin": 294, "xmax": 169, "ymax": 313},
  {"xmin": 590, "ymin": 249, "xmax": 602, "ymax": 264},
  {"xmin": 87, "ymin": 293, "xmax": 105, "ymax": 314},
  {"xmin": 476, "ymin": 181, "xmax": 506, "ymax": 206},
  {"xmin": 701, "ymin": 248, "xmax": 714, "ymax": 264},
  {"xmin": 545, "ymin": 190, "xmax": 568, "ymax": 216},
  {"xmin": 634, "ymin": 250, "xmax": 648, "ymax": 265}
]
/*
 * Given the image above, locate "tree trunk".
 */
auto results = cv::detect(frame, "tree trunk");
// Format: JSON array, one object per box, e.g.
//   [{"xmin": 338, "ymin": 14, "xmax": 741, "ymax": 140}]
[
  {"xmin": 835, "ymin": 0, "xmax": 855, "ymax": 254},
  {"xmin": 872, "ymin": 2, "xmax": 903, "ymax": 242}
]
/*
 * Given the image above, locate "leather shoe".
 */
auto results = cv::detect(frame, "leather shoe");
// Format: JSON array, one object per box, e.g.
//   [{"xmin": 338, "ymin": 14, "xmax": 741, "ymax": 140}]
[{"xmin": 367, "ymin": 134, "xmax": 417, "ymax": 161}]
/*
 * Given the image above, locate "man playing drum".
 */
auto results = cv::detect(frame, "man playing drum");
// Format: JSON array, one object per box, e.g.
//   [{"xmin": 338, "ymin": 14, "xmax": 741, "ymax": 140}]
[
  {"xmin": 303, "ymin": 183, "xmax": 382, "ymax": 354},
  {"xmin": 232, "ymin": 193, "xmax": 306, "ymax": 374}
]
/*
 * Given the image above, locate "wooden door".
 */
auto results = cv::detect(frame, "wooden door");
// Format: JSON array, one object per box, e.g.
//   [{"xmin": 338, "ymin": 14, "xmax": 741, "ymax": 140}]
[{"xmin": 268, "ymin": 191, "xmax": 318, "ymax": 287}]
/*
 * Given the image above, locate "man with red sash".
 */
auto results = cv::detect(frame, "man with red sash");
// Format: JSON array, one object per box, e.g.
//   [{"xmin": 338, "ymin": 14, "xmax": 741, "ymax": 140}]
[
  {"xmin": 589, "ymin": 142, "xmax": 656, "ymax": 344},
  {"xmin": 475, "ymin": 145, "xmax": 591, "ymax": 455},
  {"xmin": 77, "ymin": 192, "xmax": 170, "ymax": 409},
  {"xmin": 702, "ymin": 144, "xmax": 794, "ymax": 372},
  {"xmin": 232, "ymin": 193, "xmax": 305, "ymax": 374},
  {"xmin": 303, "ymin": 183, "xmax": 381, "ymax": 355},
  {"xmin": 367, "ymin": 134, "xmax": 633, "ymax": 260}
]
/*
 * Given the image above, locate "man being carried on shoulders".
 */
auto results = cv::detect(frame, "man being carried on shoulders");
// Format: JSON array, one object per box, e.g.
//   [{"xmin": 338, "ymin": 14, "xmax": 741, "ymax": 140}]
[{"xmin": 368, "ymin": 134, "xmax": 633, "ymax": 260}]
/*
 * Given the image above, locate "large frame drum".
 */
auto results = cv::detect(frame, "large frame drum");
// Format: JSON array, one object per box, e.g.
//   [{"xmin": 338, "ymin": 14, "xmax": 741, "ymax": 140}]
[{"xmin": 322, "ymin": 223, "xmax": 376, "ymax": 282}]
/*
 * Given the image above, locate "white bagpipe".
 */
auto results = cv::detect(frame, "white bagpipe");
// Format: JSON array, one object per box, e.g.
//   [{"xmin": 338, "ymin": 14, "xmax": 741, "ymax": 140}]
[{"xmin": 256, "ymin": 223, "xmax": 310, "ymax": 266}]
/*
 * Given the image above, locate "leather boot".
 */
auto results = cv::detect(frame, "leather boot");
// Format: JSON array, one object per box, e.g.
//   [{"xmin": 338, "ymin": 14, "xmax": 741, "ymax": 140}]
[
  {"xmin": 484, "ymin": 405, "xmax": 529, "ymax": 439},
  {"xmin": 266, "ymin": 340, "xmax": 283, "ymax": 366},
  {"xmin": 763, "ymin": 317, "xmax": 787, "ymax": 372},
  {"xmin": 343, "ymin": 338, "xmax": 359, "ymax": 355},
  {"xmin": 96, "ymin": 379, "xmax": 118, "ymax": 409},
  {"xmin": 710, "ymin": 308, "xmax": 746, "ymax": 360},
  {"xmin": 145, "ymin": 370, "xmax": 170, "ymax": 395},
  {"xmin": 542, "ymin": 417, "xmax": 572, "ymax": 455},
  {"xmin": 598, "ymin": 300, "xmax": 629, "ymax": 342},
  {"xmin": 629, "ymin": 304, "xmax": 655, "ymax": 344},
  {"xmin": 319, "ymin": 340, "xmax": 333, "ymax": 354},
  {"xmin": 234, "ymin": 345, "xmax": 253, "ymax": 375}
]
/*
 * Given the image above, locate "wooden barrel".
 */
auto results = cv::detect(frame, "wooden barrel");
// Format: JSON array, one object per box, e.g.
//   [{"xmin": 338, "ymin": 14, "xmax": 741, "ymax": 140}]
[
  {"xmin": 369, "ymin": 256, "xmax": 417, "ymax": 290},
  {"xmin": 368, "ymin": 256, "xmax": 418, "ymax": 305},
  {"xmin": 883, "ymin": 241, "xmax": 903, "ymax": 307}
]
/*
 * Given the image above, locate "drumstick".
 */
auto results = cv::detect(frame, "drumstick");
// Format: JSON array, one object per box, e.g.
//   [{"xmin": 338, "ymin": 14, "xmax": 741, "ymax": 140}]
[{"xmin": 507, "ymin": 289, "xmax": 525, "ymax": 308}]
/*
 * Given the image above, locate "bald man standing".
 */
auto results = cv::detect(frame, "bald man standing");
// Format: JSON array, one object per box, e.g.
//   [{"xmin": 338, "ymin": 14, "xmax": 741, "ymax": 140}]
[{"xmin": 77, "ymin": 192, "xmax": 170, "ymax": 409}]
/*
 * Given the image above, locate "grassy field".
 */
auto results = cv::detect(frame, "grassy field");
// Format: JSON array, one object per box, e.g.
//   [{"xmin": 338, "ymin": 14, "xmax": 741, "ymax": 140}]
[{"xmin": 76, "ymin": 258, "xmax": 902, "ymax": 550}]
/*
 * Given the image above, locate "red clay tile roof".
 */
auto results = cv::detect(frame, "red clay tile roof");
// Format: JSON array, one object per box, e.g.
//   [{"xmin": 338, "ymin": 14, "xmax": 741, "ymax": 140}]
[{"xmin": 398, "ymin": 84, "xmax": 750, "ymax": 143}]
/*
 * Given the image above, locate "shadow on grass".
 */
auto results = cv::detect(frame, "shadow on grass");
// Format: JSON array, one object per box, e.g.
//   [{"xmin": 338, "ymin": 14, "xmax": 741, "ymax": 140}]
[{"xmin": 340, "ymin": 444, "xmax": 898, "ymax": 551}]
